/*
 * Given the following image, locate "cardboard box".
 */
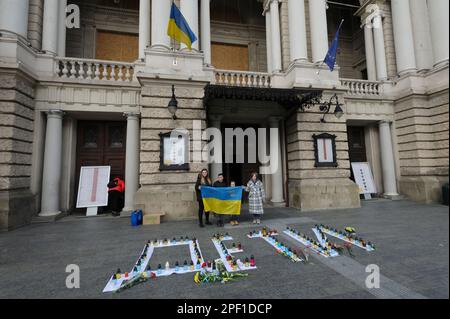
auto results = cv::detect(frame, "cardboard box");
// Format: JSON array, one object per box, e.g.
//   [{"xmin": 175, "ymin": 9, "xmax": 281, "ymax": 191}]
[{"xmin": 143, "ymin": 212, "xmax": 165, "ymax": 225}]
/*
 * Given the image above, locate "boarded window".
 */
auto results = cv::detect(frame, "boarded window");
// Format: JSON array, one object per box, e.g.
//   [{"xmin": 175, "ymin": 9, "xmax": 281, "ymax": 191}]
[
  {"xmin": 212, "ymin": 42, "xmax": 249, "ymax": 71},
  {"xmin": 96, "ymin": 31, "xmax": 138, "ymax": 62}
]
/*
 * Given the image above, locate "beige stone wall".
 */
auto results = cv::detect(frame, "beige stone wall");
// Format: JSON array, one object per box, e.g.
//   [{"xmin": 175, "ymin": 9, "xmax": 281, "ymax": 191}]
[
  {"xmin": 395, "ymin": 89, "xmax": 449, "ymax": 203},
  {"xmin": 136, "ymin": 82, "xmax": 208, "ymax": 220},
  {"xmin": 27, "ymin": 0, "xmax": 43, "ymax": 50},
  {"xmin": 286, "ymin": 95, "xmax": 360, "ymax": 210},
  {"xmin": 0, "ymin": 69, "xmax": 37, "ymax": 231}
]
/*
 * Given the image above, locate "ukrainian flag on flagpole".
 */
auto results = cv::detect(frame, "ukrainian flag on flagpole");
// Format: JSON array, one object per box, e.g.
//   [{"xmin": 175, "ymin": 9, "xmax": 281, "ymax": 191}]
[
  {"xmin": 201, "ymin": 187, "xmax": 243, "ymax": 216},
  {"xmin": 167, "ymin": 2, "xmax": 197, "ymax": 50}
]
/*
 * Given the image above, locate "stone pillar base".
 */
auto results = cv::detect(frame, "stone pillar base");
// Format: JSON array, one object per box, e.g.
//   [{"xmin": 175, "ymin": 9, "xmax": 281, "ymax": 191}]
[
  {"xmin": 288, "ymin": 179, "xmax": 361, "ymax": 211},
  {"xmin": 399, "ymin": 176, "xmax": 449, "ymax": 204},
  {"xmin": 0, "ymin": 190, "xmax": 37, "ymax": 232},
  {"xmin": 270, "ymin": 201, "xmax": 286, "ymax": 208},
  {"xmin": 135, "ymin": 186, "xmax": 198, "ymax": 221}
]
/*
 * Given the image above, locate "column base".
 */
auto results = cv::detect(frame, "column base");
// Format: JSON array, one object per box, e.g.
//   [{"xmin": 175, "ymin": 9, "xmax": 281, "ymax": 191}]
[
  {"xmin": 382, "ymin": 194, "xmax": 404, "ymax": 201},
  {"xmin": 38, "ymin": 211, "xmax": 62, "ymax": 218},
  {"xmin": 270, "ymin": 200, "xmax": 286, "ymax": 208}
]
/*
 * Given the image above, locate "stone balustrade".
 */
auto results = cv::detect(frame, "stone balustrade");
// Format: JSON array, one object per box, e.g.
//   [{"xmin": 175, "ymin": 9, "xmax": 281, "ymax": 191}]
[
  {"xmin": 214, "ymin": 70, "xmax": 271, "ymax": 88},
  {"xmin": 55, "ymin": 58, "xmax": 135, "ymax": 82},
  {"xmin": 340, "ymin": 78, "xmax": 382, "ymax": 97}
]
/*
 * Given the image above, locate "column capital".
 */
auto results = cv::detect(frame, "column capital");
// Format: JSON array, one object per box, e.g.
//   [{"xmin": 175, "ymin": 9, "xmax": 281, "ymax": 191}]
[
  {"xmin": 379, "ymin": 120, "xmax": 392, "ymax": 126},
  {"xmin": 46, "ymin": 110, "xmax": 65, "ymax": 119},
  {"xmin": 124, "ymin": 112, "xmax": 141, "ymax": 120},
  {"xmin": 268, "ymin": 116, "xmax": 283, "ymax": 127}
]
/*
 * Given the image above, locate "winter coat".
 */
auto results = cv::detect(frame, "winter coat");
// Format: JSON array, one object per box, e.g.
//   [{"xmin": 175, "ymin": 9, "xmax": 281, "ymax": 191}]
[
  {"xmin": 195, "ymin": 177, "xmax": 212, "ymax": 202},
  {"xmin": 246, "ymin": 180, "xmax": 265, "ymax": 215}
]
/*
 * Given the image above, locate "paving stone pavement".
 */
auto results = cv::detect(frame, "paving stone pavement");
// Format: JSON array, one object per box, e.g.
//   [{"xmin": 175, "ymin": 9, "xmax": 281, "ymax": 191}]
[{"xmin": 0, "ymin": 199, "xmax": 448, "ymax": 299}]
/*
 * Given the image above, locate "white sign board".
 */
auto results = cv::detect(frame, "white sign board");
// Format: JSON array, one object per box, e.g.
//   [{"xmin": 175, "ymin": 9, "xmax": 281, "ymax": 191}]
[
  {"xmin": 317, "ymin": 138, "xmax": 334, "ymax": 163},
  {"xmin": 76, "ymin": 166, "xmax": 111, "ymax": 208},
  {"xmin": 163, "ymin": 136, "xmax": 186, "ymax": 166},
  {"xmin": 351, "ymin": 162, "xmax": 377, "ymax": 195}
]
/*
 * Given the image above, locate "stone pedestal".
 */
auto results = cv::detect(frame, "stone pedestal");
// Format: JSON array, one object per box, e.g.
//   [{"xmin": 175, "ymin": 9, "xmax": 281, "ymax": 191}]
[{"xmin": 288, "ymin": 179, "xmax": 360, "ymax": 211}]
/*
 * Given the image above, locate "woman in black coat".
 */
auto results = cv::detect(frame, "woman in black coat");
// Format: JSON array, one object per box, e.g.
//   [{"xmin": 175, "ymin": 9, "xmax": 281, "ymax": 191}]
[{"xmin": 195, "ymin": 169, "xmax": 212, "ymax": 227}]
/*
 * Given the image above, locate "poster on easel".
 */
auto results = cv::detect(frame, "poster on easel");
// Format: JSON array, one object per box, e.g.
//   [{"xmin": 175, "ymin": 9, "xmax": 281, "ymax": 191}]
[
  {"xmin": 76, "ymin": 166, "xmax": 111, "ymax": 215},
  {"xmin": 351, "ymin": 162, "xmax": 376, "ymax": 199}
]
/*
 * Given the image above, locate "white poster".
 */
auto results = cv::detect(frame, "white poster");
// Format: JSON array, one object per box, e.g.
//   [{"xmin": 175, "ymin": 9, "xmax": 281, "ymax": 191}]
[
  {"xmin": 351, "ymin": 162, "xmax": 377, "ymax": 194},
  {"xmin": 317, "ymin": 138, "xmax": 334, "ymax": 163},
  {"xmin": 163, "ymin": 136, "xmax": 186, "ymax": 166},
  {"xmin": 76, "ymin": 166, "xmax": 111, "ymax": 208}
]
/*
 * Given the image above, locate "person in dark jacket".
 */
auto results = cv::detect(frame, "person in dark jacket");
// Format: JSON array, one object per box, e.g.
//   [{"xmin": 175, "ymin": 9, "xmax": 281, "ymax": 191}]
[
  {"xmin": 213, "ymin": 174, "xmax": 227, "ymax": 227},
  {"xmin": 195, "ymin": 169, "xmax": 212, "ymax": 228},
  {"xmin": 108, "ymin": 177, "xmax": 125, "ymax": 216}
]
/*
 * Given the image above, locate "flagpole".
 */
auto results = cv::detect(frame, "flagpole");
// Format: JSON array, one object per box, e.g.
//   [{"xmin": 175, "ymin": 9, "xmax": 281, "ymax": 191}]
[
  {"xmin": 170, "ymin": 0, "xmax": 178, "ymax": 66},
  {"xmin": 316, "ymin": 19, "xmax": 344, "ymax": 76}
]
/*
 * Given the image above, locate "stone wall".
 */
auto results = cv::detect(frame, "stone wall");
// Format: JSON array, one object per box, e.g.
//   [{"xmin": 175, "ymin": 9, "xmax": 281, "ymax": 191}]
[
  {"xmin": 286, "ymin": 93, "xmax": 361, "ymax": 210},
  {"xmin": 135, "ymin": 82, "xmax": 208, "ymax": 221},
  {"xmin": 395, "ymin": 86, "xmax": 449, "ymax": 203},
  {"xmin": 0, "ymin": 69, "xmax": 37, "ymax": 231}
]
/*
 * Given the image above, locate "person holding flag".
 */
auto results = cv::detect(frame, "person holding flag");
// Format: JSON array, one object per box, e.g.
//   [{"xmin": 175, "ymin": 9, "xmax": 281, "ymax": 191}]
[{"xmin": 167, "ymin": 1, "xmax": 198, "ymax": 50}]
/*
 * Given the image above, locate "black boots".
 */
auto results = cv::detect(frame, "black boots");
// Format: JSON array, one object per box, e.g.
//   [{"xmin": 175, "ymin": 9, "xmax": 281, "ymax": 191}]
[{"xmin": 199, "ymin": 211, "xmax": 211, "ymax": 227}]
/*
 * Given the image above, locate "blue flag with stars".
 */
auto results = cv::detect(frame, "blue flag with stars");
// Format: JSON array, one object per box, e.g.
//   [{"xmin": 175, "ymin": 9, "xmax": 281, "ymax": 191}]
[{"xmin": 324, "ymin": 20, "xmax": 344, "ymax": 72}]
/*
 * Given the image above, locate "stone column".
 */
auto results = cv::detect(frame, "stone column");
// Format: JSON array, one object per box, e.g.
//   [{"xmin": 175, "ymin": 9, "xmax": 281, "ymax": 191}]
[
  {"xmin": 123, "ymin": 113, "xmax": 141, "ymax": 213},
  {"xmin": 40, "ymin": 110, "xmax": 64, "ymax": 217},
  {"xmin": 201, "ymin": 0, "xmax": 212, "ymax": 65},
  {"xmin": 427, "ymin": 0, "xmax": 449, "ymax": 67},
  {"xmin": 209, "ymin": 115, "xmax": 223, "ymax": 181},
  {"xmin": 139, "ymin": 0, "xmax": 151, "ymax": 60},
  {"xmin": 57, "ymin": 0, "xmax": 67, "ymax": 57},
  {"xmin": 151, "ymin": 0, "xmax": 172, "ymax": 48},
  {"xmin": 391, "ymin": 0, "xmax": 417, "ymax": 75},
  {"xmin": 0, "ymin": 0, "xmax": 29, "ymax": 38},
  {"xmin": 309, "ymin": 0, "xmax": 329, "ymax": 63},
  {"xmin": 409, "ymin": 0, "xmax": 434, "ymax": 72},
  {"xmin": 42, "ymin": 0, "xmax": 59, "ymax": 54},
  {"xmin": 180, "ymin": 0, "xmax": 199, "ymax": 50},
  {"xmin": 363, "ymin": 22, "xmax": 377, "ymax": 81},
  {"xmin": 379, "ymin": 121, "xmax": 399, "ymax": 198},
  {"xmin": 265, "ymin": 9, "xmax": 273, "ymax": 73},
  {"xmin": 372, "ymin": 14, "xmax": 388, "ymax": 81},
  {"xmin": 269, "ymin": 0, "xmax": 282, "ymax": 72},
  {"xmin": 288, "ymin": 0, "xmax": 308, "ymax": 62},
  {"xmin": 269, "ymin": 117, "xmax": 285, "ymax": 206}
]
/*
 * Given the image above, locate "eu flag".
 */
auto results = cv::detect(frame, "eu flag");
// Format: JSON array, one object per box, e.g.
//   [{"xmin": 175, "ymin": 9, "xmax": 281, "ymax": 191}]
[
  {"xmin": 167, "ymin": 3, "xmax": 197, "ymax": 50},
  {"xmin": 324, "ymin": 20, "xmax": 344, "ymax": 72}
]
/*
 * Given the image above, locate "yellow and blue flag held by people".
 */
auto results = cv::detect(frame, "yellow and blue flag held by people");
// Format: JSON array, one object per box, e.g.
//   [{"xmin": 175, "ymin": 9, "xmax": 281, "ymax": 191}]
[
  {"xmin": 167, "ymin": 2, "xmax": 197, "ymax": 50},
  {"xmin": 201, "ymin": 187, "xmax": 243, "ymax": 216}
]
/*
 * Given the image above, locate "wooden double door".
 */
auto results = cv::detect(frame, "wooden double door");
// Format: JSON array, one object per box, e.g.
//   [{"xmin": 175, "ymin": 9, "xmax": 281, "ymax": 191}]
[{"xmin": 75, "ymin": 121, "xmax": 127, "ymax": 204}]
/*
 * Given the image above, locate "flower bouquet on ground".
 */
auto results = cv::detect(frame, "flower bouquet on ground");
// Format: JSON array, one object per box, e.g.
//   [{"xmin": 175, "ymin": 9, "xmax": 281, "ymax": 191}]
[{"xmin": 194, "ymin": 260, "xmax": 249, "ymax": 285}]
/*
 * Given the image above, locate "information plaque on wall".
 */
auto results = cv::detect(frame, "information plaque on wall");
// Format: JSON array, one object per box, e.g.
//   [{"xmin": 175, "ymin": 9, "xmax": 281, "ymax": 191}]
[
  {"xmin": 159, "ymin": 131, "xmax": 189, "ymax": 171},
  {"xmin": 351, "ymin": 162, "xmax": 377, "ymax": 195},
  {"xmin": 76, "ymin": 166, "xmax": 111, "ymax": 209}
]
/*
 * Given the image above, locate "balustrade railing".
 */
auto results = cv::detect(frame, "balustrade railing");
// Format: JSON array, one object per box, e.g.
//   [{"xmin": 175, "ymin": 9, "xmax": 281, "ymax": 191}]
[
  {"xmin": 55, "ymin": 58, "xmax": 135, "ymax": 82},
  {"xmin": 214, "ymin": 70, "xmax": 271, "ymax": 88},
  {"xmin": 340, "ymin": 78, "xmax": 382, "ymax": 96}
]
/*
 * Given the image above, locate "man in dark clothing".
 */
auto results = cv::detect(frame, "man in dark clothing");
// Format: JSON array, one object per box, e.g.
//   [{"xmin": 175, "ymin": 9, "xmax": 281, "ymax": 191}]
[{"xmin": 213, "ymin": 174, "xmax": 227, "ymax": 227}]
